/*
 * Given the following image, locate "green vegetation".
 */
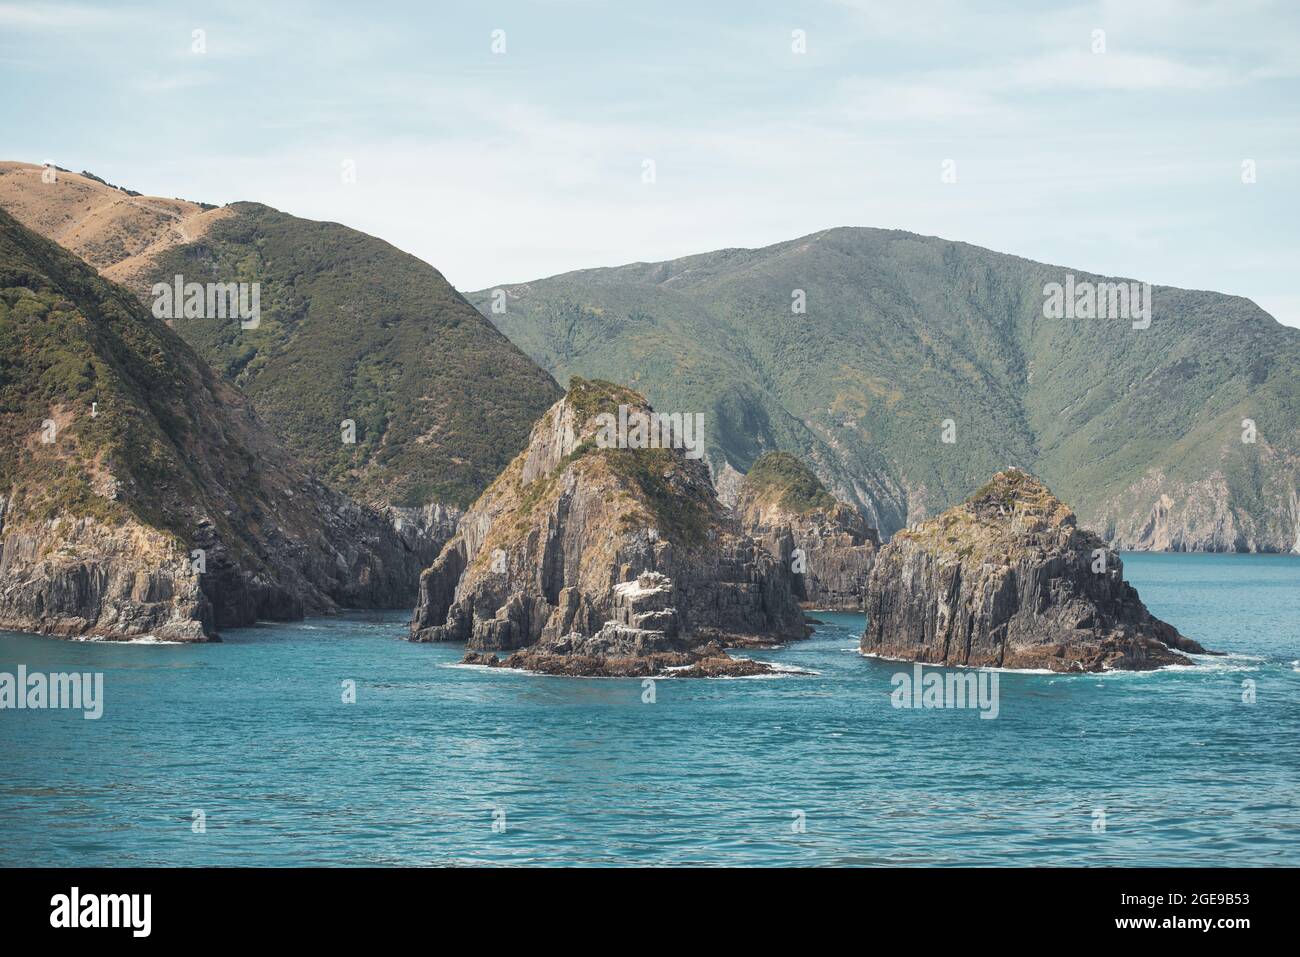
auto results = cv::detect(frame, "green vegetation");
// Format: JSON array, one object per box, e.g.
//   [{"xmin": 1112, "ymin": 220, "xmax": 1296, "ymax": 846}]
[
  {"xmin": 0, "ymin": 208, "xmax": 209, "ymax": 539},
  {"xmin": 513, "ymin": 470, "xmax": 556, "ymax": 525},
  {"xmin": 565, "ymin": 375, "xmax": 643, "ymax": 424},
  {"xmin": 0, "ymin": 207, "xmax": 335, "ymax": 585},
  {"xmin": 148, "ymin": 203, "xmax": 562, "ymax": 508},
  {"xmin": 971, "ymin": 469, "xmax": 1038, "ymax": 508},
  {"xmin": 744, "ymin": 450, "xmax": 836, "ymax": 513},
  {"xmin": 503, "ymin": 380, "xmax": 718, "ymax": 547},
  {"xmin": 601, "ymin": 445, "xmax": 714, "ymax": 547},
  {"xmin": 965, "ymin": 469, "xmax": 1070, "ymax": 523},
  {"xmin": 563, "ymin": 379, "xmax": 718, "ymax": 545},
  {"xmin": 78, "ymin": 170, "xmax": 141, "ymax": 196}
]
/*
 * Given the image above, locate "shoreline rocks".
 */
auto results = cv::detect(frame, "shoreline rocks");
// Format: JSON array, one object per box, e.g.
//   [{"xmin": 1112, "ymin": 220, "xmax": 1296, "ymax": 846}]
[
  {"xmin": 861, "ymin": 469, "xmax": 1212, "ymax": 672},
  {"xmin": 461, "ymin": 646, "xmax": 784, "ymax": 679}
]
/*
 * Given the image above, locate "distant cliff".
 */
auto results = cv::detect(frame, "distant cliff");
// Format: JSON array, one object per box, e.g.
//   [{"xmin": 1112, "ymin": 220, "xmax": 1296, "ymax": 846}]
[{"xmin": 862, "ymin": 470, "xmax": 1211, "ymax": 672}]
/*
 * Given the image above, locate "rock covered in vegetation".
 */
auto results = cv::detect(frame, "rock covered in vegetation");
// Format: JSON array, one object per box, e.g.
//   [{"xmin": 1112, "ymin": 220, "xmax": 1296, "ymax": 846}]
[
  {"xmin": 736, "ymin": 452, "xmax": 879, "ymax": 610},
  {"xmin": 861, "ymin": 469, "xmax": 1210, "ymax": 672},
  {"xmin": 409, "ymin": 378, "xmax": 809, "ymax": 676},
  {"xmin": 0, "ymin": 208, "xmax": 425, "ymax": 641}
]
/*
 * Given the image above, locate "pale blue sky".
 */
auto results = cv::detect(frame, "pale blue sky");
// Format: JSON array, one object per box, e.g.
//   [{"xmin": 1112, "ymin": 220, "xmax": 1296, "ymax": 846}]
[{"xmin": 3, "ymin": 0, "xmax": 1298, "ymax": 325}]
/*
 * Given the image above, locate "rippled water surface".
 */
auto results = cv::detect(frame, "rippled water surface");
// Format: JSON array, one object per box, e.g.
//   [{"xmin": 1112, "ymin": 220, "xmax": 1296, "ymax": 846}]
[{"xmin": 1, "ymin": 553, "xmax": 1297, "ymax": 866}]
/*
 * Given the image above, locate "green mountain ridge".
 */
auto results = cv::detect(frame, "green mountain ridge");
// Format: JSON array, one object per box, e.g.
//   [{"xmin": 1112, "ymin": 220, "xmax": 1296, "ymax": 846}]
[
  {"xmin": 146, "ymin": 202, "xmax": 564, "ymax": 509},
  {"xmin": 472, "ymin": 226, "xmax": 1300, "ymax": 552}
]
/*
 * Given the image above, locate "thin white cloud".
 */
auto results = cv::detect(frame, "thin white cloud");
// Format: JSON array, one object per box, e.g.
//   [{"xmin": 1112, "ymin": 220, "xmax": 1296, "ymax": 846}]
[
  {"xmin": 0, "ymin": 2, "xmax": 114, "ymax": 28},
  {"xmin": 1004, "ymin": 49, "xmax": 1236, "ymax": 91}
]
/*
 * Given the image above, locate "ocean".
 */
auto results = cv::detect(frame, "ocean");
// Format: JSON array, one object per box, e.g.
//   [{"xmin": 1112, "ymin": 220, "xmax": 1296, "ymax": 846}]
[{"xmin": 1, "ymin": 552, "xmax": 1296, "ymax": 866}]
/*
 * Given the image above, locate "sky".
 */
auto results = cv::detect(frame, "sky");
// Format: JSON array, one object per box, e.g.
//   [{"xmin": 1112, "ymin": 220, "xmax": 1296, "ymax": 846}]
[{"xmin": 3, "ymin": 0, "xmax": 1298, "ymax": 326}]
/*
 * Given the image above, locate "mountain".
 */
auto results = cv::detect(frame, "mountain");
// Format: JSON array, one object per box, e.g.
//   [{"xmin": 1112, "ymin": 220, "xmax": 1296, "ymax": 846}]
[
  {"xmin": 0, "ymin": 207, "xmax": 424, "ymax": 640},
  {"xmin": 0, "ymin": 161, "xmax": 563, "ymax": 510},
  {"xmin": 862, "ymin": 469, "xmax": 1210, "ymax": 671},
  {"xmin": 410, "ymin": 378, "xmax": 808, "ymax": 677},
  {"xmin": 471, "ymin": 227, "xmax": 1300, "ymax": 552}
]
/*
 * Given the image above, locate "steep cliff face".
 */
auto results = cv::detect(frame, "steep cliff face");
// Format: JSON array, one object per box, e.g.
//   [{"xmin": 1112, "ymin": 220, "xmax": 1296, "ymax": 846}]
[
  {"xmin": 0, "ymin": 208, "xmax": 424, "ymax": 641},
  {"xmin": 410, "ymin": 379, "xmax": 809, "ymax": 675},
  {"xmin": 735, "ymin": 452, "xmax": 878, "ymax": 610},
  {"xmin": 0, "ymin": 496, "xmax": 213, "ymax": 641},
  {"xmin": 861, "ymin": 470, "xmax": 1210, "ymax": 672},
  {"xmin": 1098, "ymin": 458, "xmax": 1300, "ymax": 553},
  {"xmin": 383, "ymin": 502, "xmax": 462, "ymax": 573}
]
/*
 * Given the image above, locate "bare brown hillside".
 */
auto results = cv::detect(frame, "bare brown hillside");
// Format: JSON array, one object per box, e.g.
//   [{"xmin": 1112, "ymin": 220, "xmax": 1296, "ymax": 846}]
[{"xmin": 0, "ymin": 161, "xmax": 232, "ymax": 295}]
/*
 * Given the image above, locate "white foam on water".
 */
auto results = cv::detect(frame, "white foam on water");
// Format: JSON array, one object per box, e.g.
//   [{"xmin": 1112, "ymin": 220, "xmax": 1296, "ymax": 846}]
[
  {"xmin": 858, "ymin": 650, "xmax": 1054, "ymax": 675},
  {"xmin": 731, "ymin": 656, "xmax": 821, "ymax": 677},
  {"xmin": 1176, "ymin": 653, "xmax": 1264, "ymax": 675},
  {"xmin": 442, "ymin": 661, "xmax": 518, "ymax": 674},
  {"xmin": 70, "ymin": 635, "xmax": 185, "ymax": 645}
]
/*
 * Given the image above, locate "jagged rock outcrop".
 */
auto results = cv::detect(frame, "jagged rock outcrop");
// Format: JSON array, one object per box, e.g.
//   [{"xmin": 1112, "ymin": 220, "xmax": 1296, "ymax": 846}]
[
  {"xmin": 410, "ymin": 378, "xmax": 810, "ymax": 676},
  {"xmin": 0, "ymin": 208, "xmax": 425, "ymax": 641},
  {"xmin": 0, "ymin": 497, "xmax": 214, "ymax": 641},
  {"xmin": 861, "ymin": 469, "xmax": 1212, "ymax": 672},
  {"xmin": 735, "ymin": 452, "xmax": 879, "ymax": 610},
  {"xmin": 711, "ymin": 460, "xmax": 745, "ymax": 510}
]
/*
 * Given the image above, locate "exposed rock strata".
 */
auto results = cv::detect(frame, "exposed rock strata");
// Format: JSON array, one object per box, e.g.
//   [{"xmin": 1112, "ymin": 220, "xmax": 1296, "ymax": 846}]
[
  {"xmin": 410, "ymin": 379, "xmax": 809, "ymax": 676},
  {"xmin": 0, "ymin": 501, "xmax": 213, "ymax": 641},
  {"xmin": 711, "ymin": 460, "xmax": 744, "ymax": 510},
  {"xmin": 384, "ymin": 502, "xmax": 462, "ymax": 571},
  {"xmin": 735, "ymin": 452, "xmax": 879, "ymax": 610},
  {"xmin": 861, "ymin": 469, "xmax": 1211, "ymax": 672},
  {"xmin": 1095, "ymin": 461, "xmax": 1300, "ymax": 553}
]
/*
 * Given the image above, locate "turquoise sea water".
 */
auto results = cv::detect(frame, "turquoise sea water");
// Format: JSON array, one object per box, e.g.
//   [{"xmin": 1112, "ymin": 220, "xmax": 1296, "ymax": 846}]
[{"xmin": 1, "ymin": 553, "xmax": 1296, "ymax": 866}]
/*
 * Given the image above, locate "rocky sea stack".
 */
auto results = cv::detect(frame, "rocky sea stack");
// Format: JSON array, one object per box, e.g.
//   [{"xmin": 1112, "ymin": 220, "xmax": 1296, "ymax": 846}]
[
  {"xmin": 736, "ymin": 452, "xmax": 878, "ymax": 610},
  {"xmin": 862, "ymin": 469, "xmax": 1211, "ymax": 672},
  {"xmin": 409, "ymin": 378, "xmax": 809, "ymax": 676}
]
